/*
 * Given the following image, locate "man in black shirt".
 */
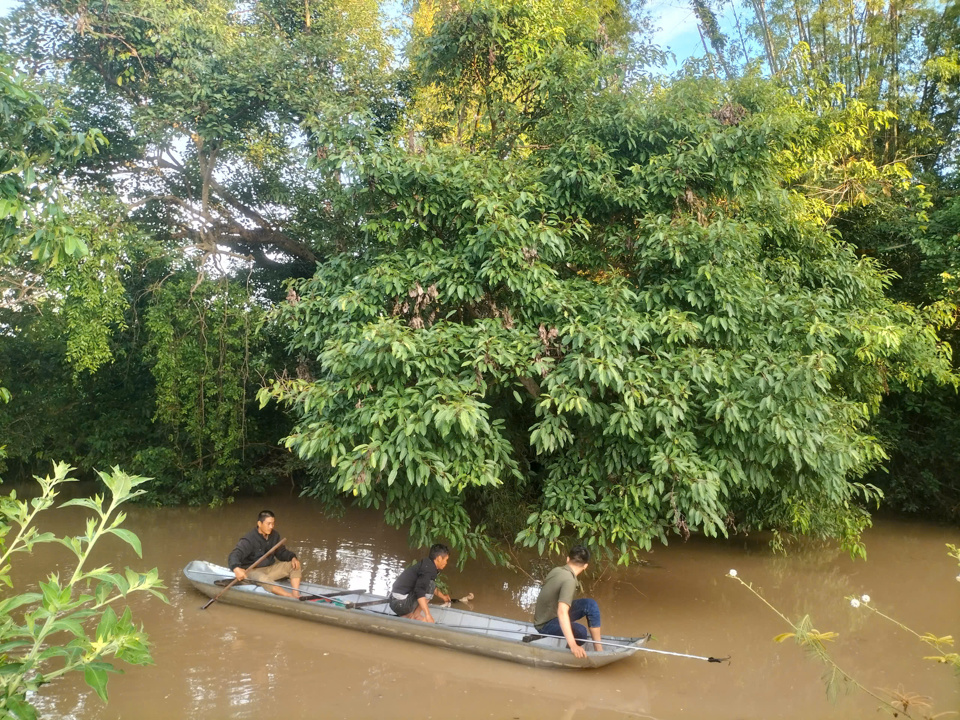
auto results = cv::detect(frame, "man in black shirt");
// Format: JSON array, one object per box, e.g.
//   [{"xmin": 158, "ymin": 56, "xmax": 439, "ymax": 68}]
[
  {"xmin": 389, "ymin": 544, "xmax": 452, "ymax": 623},
  {"xmin": 228, "ymin": 510, "xmax": 302, "ymax": 598}
]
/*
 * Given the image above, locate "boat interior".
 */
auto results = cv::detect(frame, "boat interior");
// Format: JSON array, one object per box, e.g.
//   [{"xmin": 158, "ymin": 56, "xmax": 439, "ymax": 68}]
[{"xmin": 188, "ymin": 560, "xmax": 638, "ymax": 655}]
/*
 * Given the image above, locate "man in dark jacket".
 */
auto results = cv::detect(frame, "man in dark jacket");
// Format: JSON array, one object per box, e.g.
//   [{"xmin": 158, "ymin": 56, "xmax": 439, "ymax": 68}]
[
  {"xmin": 389, "ymin": 544, "xmax": 452, "ymax": 623},
  {"xmin": 228, "ymin": 510, "xmax": 302, "ymax": 598}
]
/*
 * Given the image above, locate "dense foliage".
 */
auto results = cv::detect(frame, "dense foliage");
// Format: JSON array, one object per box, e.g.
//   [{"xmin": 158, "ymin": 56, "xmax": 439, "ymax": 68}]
[
  {"xmin": 689, "ymin": 0, "xmax": 960, "ymax": 522},
  {"xmin": 0, "ymin": 0, "xmax": 958, "ymax": 558},
  {"xmin": 264, "ymin": 55, "xmax": 954, "ymax": 560},
  {"xmin": 0, "ymin": 0, "xmax": 388, "ymax": 499}
]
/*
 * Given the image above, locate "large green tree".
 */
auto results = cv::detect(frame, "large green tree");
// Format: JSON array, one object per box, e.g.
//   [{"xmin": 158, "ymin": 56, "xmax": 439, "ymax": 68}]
[
  {"xmin": 2, "ymin": 0, "xmax": 958, "ymax": 540},
  {"xmin": 690, "ymin": 0, "xmax": 960, "ymax": 521},
  {"xmin": 0, "ymin": 0, "xmax": 394, "ymax": 498},
  {"xmin": 261, "ymin": 0, "xmax": 954, "ymax": 562},
  {"xmin": 0, "ymin": 57, "xmax": 115, "ymax": 373},
  {"xmin": 2, "ymin": 0, "xmax": 393, "ymax": 269}
]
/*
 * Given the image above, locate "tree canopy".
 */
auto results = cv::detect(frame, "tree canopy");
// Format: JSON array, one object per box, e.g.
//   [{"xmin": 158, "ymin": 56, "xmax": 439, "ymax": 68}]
[
  {"xmin": 264, "ymin": 59, "xmax": 954, "ymax": 560},
  {"xmin": 1, "ymin": 0, "xmax": 958, "ymax": 556}
]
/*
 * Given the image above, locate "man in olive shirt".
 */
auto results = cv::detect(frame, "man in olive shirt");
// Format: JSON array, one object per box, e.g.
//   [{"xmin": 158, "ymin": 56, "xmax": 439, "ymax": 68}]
[
  {"xmin": 532, "ymin": 545, "xmax": 602, "ymax": 657},
  {"xmin": 228, "ymin": 510, "xmax": 302, "ymax": 598}
]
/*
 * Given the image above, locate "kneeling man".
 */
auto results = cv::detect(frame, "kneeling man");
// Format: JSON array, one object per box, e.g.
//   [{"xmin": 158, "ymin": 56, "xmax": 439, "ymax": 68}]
[
  {"xmin": 389, "ymin": 544, "xmax": 452, "ymax": 623},
  {"xmin": 532, "ymin": 545, "xmax": 603, "ymax": 657}
]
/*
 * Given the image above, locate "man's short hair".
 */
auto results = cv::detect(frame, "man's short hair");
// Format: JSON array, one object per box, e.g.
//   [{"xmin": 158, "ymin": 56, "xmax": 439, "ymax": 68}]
[
  {"xmin": 258, "ymin": 510, "xmax": 276, "ymax": 523},
  {"xmin": 429, "ymin": 543, "xmax": 450, "ymax": 560},
  {"xmin": 568, "ymin": 545, "xmax": 590, "ymax": 565}
]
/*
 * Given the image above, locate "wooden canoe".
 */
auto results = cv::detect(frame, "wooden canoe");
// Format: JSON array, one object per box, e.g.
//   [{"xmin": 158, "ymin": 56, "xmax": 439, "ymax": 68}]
[{"xmin": 184, "ymin": 560, "xmax": 648, "ymax": 669}]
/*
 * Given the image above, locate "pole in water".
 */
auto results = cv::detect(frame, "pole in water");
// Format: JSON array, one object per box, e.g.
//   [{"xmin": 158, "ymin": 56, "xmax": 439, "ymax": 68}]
[
  {"xmin": 520, "ymin": 631, "xmax": 730, "ymax": 664},
  {"xmin": 577, "ymin": 637, "xmax": 729, "ymax": 663}
]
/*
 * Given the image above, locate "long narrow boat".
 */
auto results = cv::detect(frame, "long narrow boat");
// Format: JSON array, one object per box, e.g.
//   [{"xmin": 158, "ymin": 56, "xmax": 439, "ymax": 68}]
[{"xmin": 184, "ymin": 560, "xmax": 648, "ymax": 669}]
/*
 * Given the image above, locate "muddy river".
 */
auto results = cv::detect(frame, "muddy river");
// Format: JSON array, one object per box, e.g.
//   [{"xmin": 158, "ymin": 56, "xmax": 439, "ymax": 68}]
[{"xmin": 16, "ymin": 494, "xmax": 960, "ymax": 719}]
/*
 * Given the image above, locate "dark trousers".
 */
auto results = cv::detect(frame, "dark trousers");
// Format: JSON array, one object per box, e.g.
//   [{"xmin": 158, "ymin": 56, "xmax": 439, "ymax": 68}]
[
  {"xmin": 389, "ymin": 595, "xmax": 419, "ymax": 616},
  {"xmin": 537, "ymin": 598, "xmax": 601, "ymax": 644}
]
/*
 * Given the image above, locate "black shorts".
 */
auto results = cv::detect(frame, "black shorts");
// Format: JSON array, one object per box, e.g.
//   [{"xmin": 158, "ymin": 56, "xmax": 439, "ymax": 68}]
[{"xmin": 389, "ymin": 595, "xmax": 419, "ymax": 616}]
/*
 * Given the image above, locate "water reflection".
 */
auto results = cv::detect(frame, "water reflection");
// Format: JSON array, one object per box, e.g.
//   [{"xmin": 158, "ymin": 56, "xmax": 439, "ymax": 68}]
[
  {"xmin": 328, "ymin": 543, "xmax": 404, "ymax": 595},
  {"xmin": 514, "ymin": 582, "xmax": 540, "ymax": 610}
]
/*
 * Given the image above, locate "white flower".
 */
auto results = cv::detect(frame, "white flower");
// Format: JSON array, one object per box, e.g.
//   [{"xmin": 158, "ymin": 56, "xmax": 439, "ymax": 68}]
[
  {"xmin": 850, "ymin": 598, "xmax": 861, "ymax": 608},
  {"xmin": 956, "ymin": 574, "xmax": 960, "ymax": 583},
  {"xmin": 728, "ymin": 569, "xmax": 737, "ymax": 577},
  {"xmin": 860, "ymin": 594, "xmax": 870, "ymax": 603}
]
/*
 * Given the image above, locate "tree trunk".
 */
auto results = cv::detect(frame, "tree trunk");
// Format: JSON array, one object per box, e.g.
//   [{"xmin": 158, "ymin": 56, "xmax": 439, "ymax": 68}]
[{"xmin": 752, "ymin": 0, "xmax": 780, "ymax": 74}]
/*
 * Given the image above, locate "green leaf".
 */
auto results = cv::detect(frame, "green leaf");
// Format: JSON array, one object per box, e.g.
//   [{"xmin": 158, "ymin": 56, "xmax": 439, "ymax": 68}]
[
  {"xmin": 0, "ymin": 641, "xmax": 33, "ymax": 653},
  {"xmin": 58, "ymin": 498, "xmax": 102, "ymax": 512},
  {"xmin": 4, "ymin": 694, "xmax": 38, "ymax": 720},
  {"xmin": 96, "ymin": 606, "xmax": 118, "ymax": 640},
  {"xmin": 39, "ymin": 579, "xmax": 63, "ymax": 611},
  {"xmin": 50, "ymin": 616, "xmax": 87, "ymax": 638},
  {"xmin": 0, "ymin": 662, "xmax": 26, "ymax": 677},
  {"xmin": 0, "ymin": 593, "xmax": 42, "ymax": 616},
  {"xmin": 84, "ymin": 665, "xmax": 109, "ymax": 702},
  {"xmin": 108, "ymin": 528, "xmax": 142, "ymax": 558}
]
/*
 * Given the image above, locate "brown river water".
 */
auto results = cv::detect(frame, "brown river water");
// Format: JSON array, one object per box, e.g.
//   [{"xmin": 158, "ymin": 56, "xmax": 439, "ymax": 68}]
[{"xmin": 13, "ymin": 494, "xmax": 960, "ymax": 720}]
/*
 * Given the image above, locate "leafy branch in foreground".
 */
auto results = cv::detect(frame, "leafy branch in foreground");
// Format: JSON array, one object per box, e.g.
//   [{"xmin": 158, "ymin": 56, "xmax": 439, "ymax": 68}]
[
  {"xmin": 0, "ymin": 462, "xmax": 167, "ymax": 720},
  {"xmin": 727, "ymin": 560, "xmax": 958, "ymax": 720}
]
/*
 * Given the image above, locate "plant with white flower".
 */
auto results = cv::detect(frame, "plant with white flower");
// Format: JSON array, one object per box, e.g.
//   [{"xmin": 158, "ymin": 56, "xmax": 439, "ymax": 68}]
[
  {"xmin": 731, "ymin": 549, "xmax": 960, "ymax": 719},
  {"xmin": 844, "ymin": 570, "xmax": 959, "ymax": 674}
]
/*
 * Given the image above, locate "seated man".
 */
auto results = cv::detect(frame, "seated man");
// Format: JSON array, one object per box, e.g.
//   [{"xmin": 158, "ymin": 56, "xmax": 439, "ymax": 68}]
[
  {"xmin": 532, "ymin": 545, "xmax": 603, "ymax": 657},
  {"xmin": 228, "ymin": 510, "xmax": 302, "ymax": 598},
  {"xmin": 389, "ymin": 544, "xmax": 452, "ymax": 623}
]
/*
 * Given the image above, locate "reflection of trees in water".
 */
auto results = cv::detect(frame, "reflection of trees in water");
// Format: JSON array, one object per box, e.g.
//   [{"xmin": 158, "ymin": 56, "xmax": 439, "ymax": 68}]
[
  {"xmin": 327, "ymin": 543, "xmax": 405, "ymax": 596},
  {"xmin": 27, "ymin": 682, "xmax": 90, "ymax": 720},
  {"xmin": 184, "ymin": 622, "xmax": 300, "ymax": 713}
]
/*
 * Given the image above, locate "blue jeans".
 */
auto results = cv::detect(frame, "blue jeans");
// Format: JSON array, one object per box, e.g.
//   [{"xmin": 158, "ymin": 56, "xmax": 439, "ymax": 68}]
[{"xmin": 537, "ymin": 598, "xmax": 601, "ymax": 644}]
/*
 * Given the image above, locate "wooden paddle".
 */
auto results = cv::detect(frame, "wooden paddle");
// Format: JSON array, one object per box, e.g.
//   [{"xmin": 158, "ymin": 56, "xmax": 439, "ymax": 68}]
[{"xmin": 201, "ymin": 537, "xmax": 287, "ymax": 610}]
